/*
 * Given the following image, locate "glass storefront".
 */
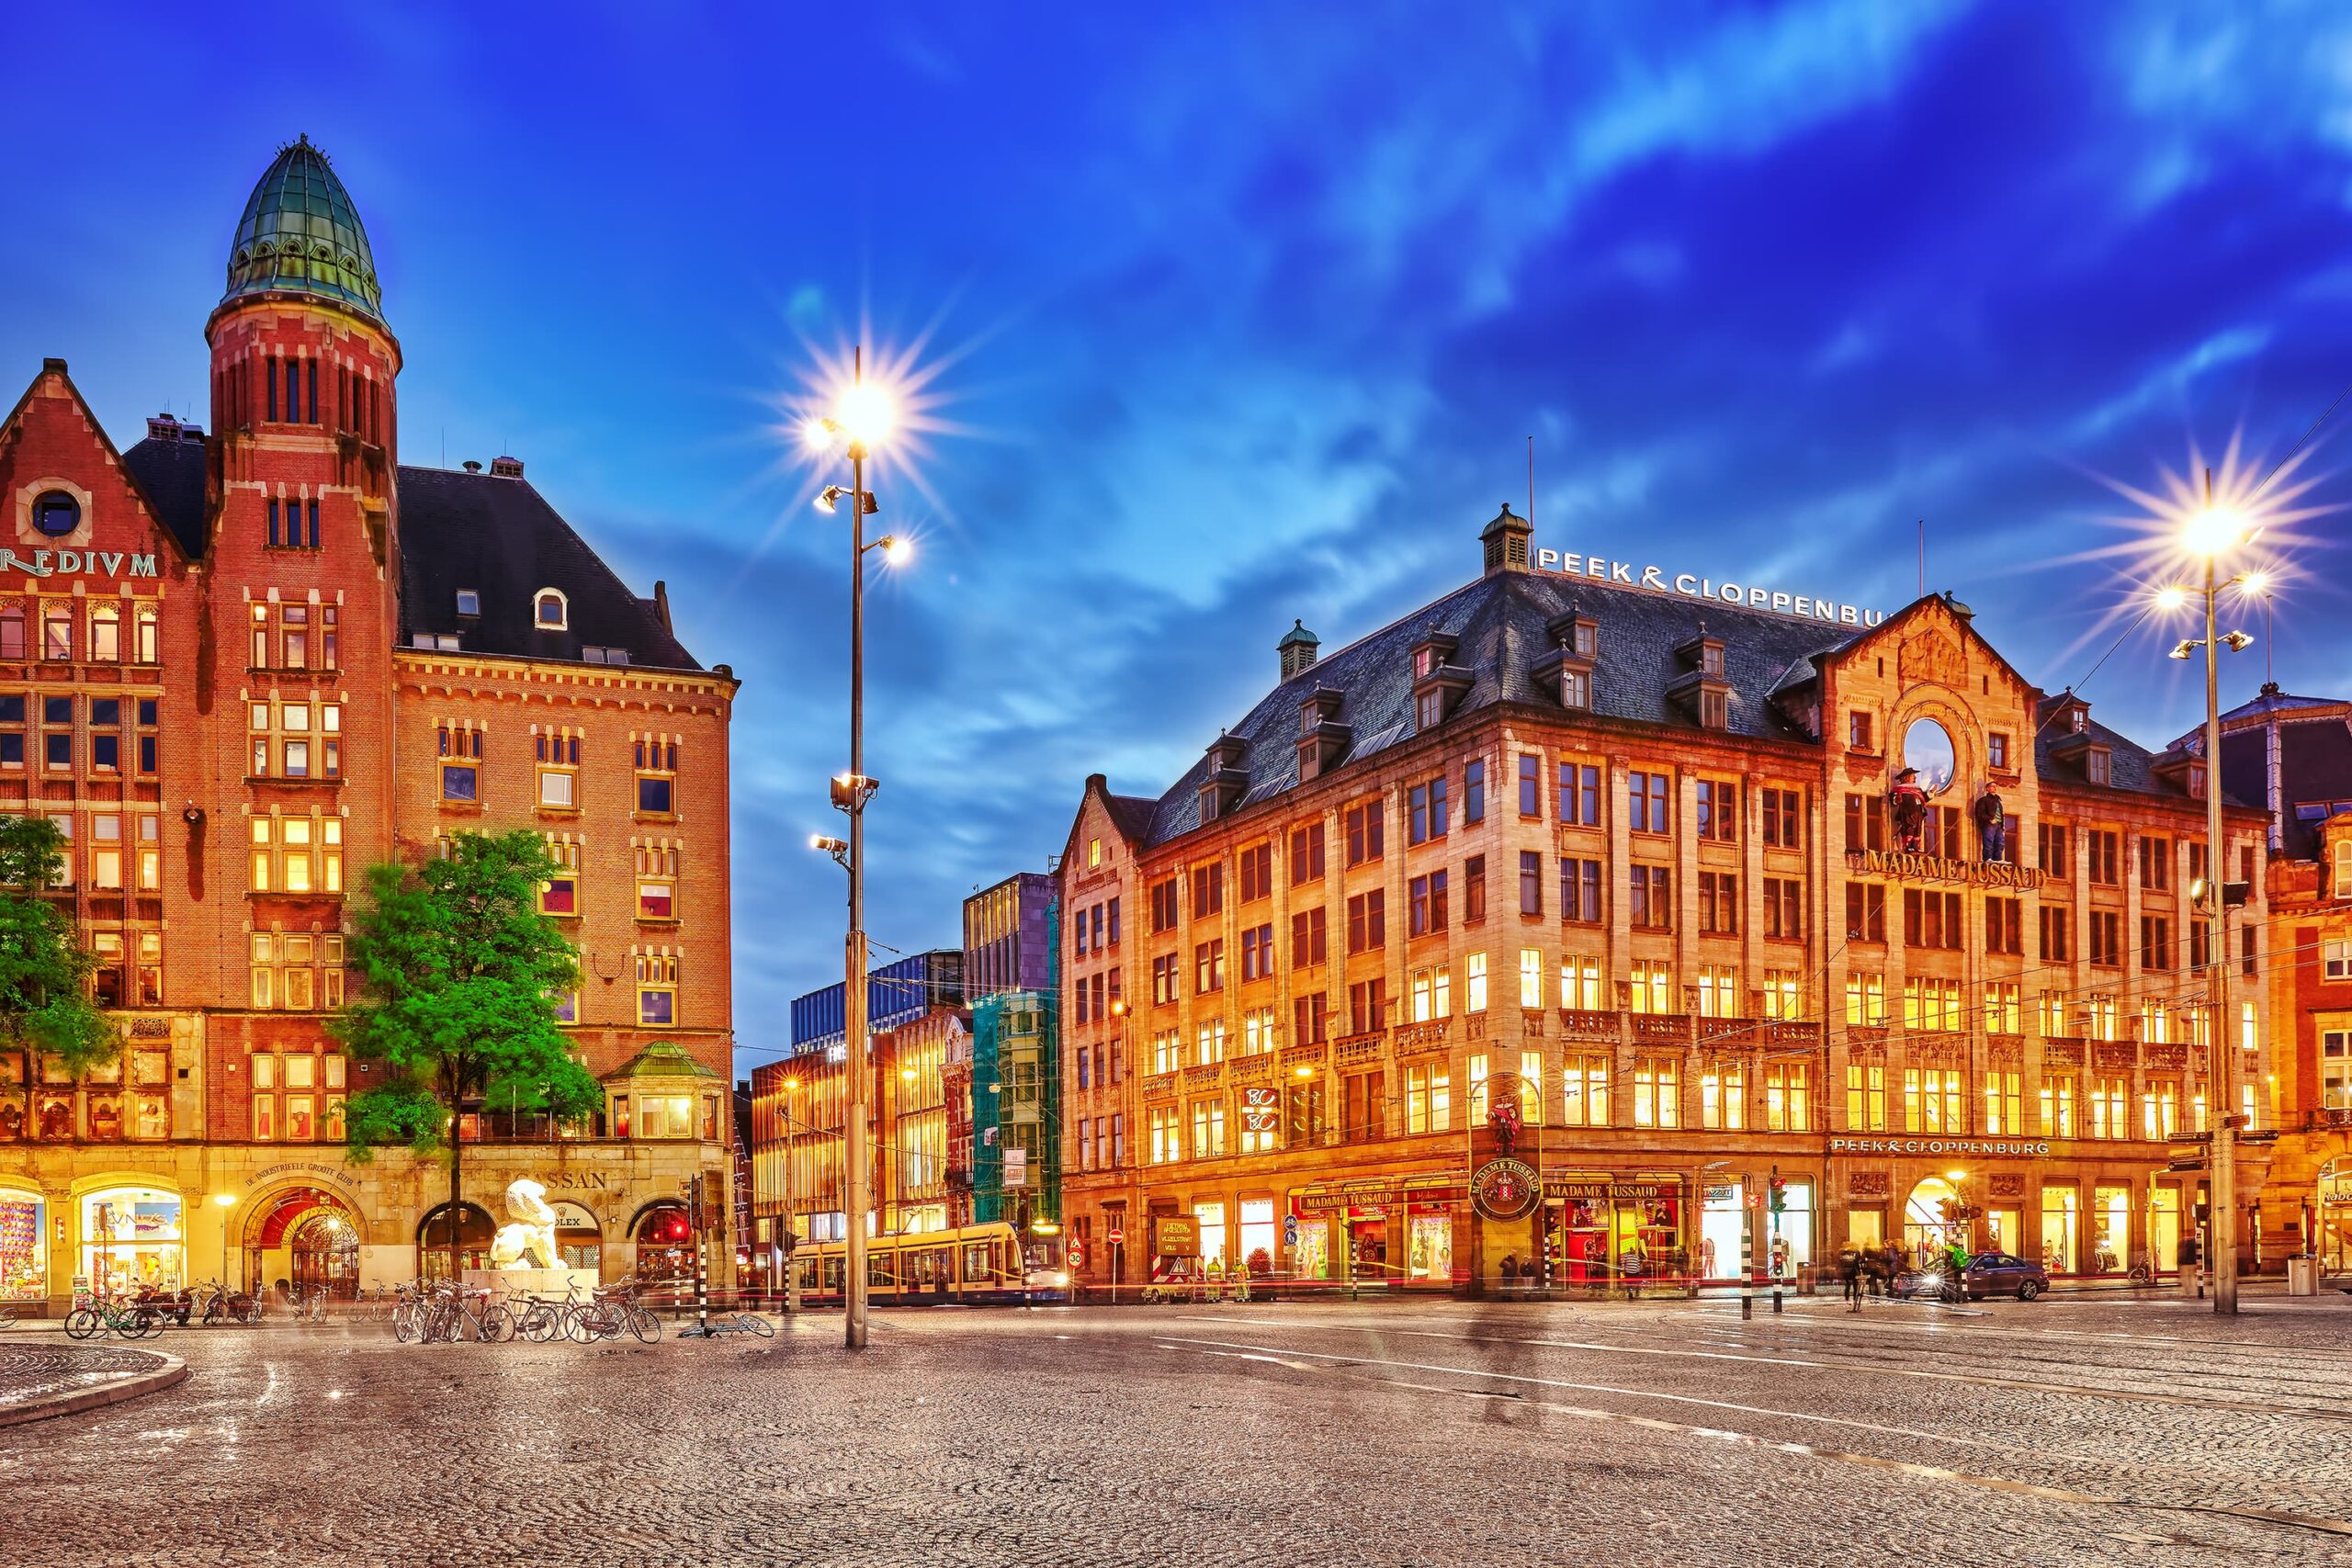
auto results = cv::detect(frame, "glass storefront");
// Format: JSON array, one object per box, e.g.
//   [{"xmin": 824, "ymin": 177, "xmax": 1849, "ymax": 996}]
[
  {"xmin": 1543, "ymin": 1179, "xmax": 1686, "ymax": 1291},
  {"xmin": 1291, "ymin": 1220, "xmax": 1329, "ymax": 1281},
  {"xmin": 1902, "ymin": 1177, "xmax": 1961, "ymax": 1264},
  {"xmin": 632, "ymin": 1201, "xmax": 695, "ymax": 1284},
  {"xmin": 1194, "ymin": 1202, "xmax": 1227, "ymax": 1268},
  {"xmin": 0, "ymin": 1189, "xmax": 44, "ymax": 1301},
  {"xmin": 1700, "ymin": 1181, "xmax": 1743, "ymax": 1280},
  {"xmin": 1405, "ymin": 1212, "xmax": 1452, "ymax": 1282},
  {"xmin": 1238, "ymin": 1199, "xmax": 1276, "ymax": 1277},
  {"xmin": 2090, "ymin": 1184, "xmax": 2132, "ymax": 1274},
  {"xmin": 2319, "ymin": 1160, "xmax": 2352, "ymax": 1273},
  {"xmin": 2147, "ymin": 1187, "xmax": 2181, "ymax": 1271},
  {"xmin": 82, "ymin": 1187, "xmax": 183, "ymax": 1295},
  {"xmin": 1767, "ymin": 1180, "xmax": 1814, "ymax": 1277},
  {"xmin": 2040, "ymin": 1184, "xmax": 2077, "ymax": 1273},
  {"xmin": 550, "ymin": 1200, "xmax": 602, "ymax": 1272}
]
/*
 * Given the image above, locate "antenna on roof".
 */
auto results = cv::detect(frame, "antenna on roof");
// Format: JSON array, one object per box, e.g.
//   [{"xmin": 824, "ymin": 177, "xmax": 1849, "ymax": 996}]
[
  {"xmin": 1917, "ymin": 520, "xmax": 1925, "ymax": 598},
  {"xmin": 1527, "ymin": 434, "xmax": 1535, "ymax": 535}
]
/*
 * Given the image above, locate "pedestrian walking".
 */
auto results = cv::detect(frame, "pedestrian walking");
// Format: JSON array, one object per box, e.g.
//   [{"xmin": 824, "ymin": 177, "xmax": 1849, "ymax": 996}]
[{"xmin": 1838, "ymin": 1244, "xmax": 1862, "ymax": 1312}]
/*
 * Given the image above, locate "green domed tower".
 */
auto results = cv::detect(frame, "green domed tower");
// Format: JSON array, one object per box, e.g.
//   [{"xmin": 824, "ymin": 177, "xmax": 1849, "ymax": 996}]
[{"xmin": 219, "ymin": 134, "xmax": 386, "ymax": 326}]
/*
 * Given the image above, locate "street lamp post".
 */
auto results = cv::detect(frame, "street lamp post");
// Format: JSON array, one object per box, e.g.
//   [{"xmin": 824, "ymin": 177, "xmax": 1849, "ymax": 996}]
[
  {"xmin": 2166, "ymin": 474, "xmax": 2264, "ymax": 1315},
  {"xmin": 804, "ymin": 349, "xmax": 905, "ymax": 1351},
  {"xmin": 211, "ymin": 1191, "xmax": 237, "ymax": 1293}
]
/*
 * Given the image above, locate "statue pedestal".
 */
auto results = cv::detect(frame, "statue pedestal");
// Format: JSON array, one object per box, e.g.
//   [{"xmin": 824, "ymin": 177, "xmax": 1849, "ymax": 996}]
[{"xmin": 462, "ymin": 1267, "xmax": 598, "ymax": 1309}]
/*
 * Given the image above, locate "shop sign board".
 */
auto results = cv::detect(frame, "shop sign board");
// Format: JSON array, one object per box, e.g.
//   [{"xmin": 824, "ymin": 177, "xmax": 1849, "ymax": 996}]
[
  {"xmin": 1004, "ymin": 1149, "xmax": 1027, "ymax": 1189},
  {"xmin": 1470, "ymin": 1158, "xmax": 1541, "ymax": 1222},
  {"xmin": 1844, "ymin": 850, "xmax": 2047, "ymax": 891},
  {"xmin": 1295, "ymin": 1174, "xmax": 1466, "ymax": 1213},
  {"xmin": 1240, "ymin": 1087, "xmax": 1280, "ymax": 1134},
  {"xmin": 1544, "ymin": 1178, "xmax": 1683, "ymax": 1202},
  {"xmin": 1828, "ymin": 1136, "xmax": 2051, "ymax": 1158},
  {"xmin": 1156, "ymin": 1217, "xmax": 1196, "ymax": 1257}
]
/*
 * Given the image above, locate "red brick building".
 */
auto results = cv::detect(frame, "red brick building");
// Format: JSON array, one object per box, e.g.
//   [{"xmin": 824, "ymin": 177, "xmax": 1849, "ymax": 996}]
[{"xmin": 0, "ymin": 139, "xmax": 737, "ymax": 1312}]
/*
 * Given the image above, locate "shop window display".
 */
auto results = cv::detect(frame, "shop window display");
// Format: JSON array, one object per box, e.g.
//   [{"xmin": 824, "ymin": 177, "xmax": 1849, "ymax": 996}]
[
  {"xmin": 82, "ymin": 1187, "xmax": 183, "ymax": 1295},
  {"xmin": 1406, "ymin": 1212, "xmax": 1452, "ymax": 1282},
  {"xmin": 2040, "ymin": 1184, "xmax": 2077, "ymax": 1273},
  {"xmin": 2090, "ymin": 1183, "xmax": 2131, "ymax": 1273},
  {"xmin": 0, "ymin": 1189, "xmax": 45, "ymax": 1301}
]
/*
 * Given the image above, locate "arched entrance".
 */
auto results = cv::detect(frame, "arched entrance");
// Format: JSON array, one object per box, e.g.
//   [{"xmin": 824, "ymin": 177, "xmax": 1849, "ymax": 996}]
[
  {"xmin": 631, "ymin": 1200, "xmax": 695, "ymax": 1286},
  {"xmin": 1902, "ymin": 1177, "xmax": 1962, "ymax": 1266},
  {"xmin": 245, "ymin": 1187, "xmax": 361, "ymax": 1301},
  {"xmin": 549, "ymin": 1201, "xmax": 602, "ymax": 1272},
  {"xmin": 2319, "ymin": 1158, "xmax": 2352, "ymax": 1273},
  {"xmin": 417, "ymin": 1201, "xmax": 495, "ymax": 1282}
]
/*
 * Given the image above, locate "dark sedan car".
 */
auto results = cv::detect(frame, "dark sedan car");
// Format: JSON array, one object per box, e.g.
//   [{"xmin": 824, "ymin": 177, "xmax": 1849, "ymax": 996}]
[{"xmin": 1894, "ymin": 1252, "xmax": 2049, "ymax": 1302}]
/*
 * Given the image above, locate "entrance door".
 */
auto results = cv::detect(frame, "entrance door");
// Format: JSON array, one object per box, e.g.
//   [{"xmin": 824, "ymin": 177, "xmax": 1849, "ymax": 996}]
[
  {"xmin": 1903, "ymin": 1177, "xmax": 1962, "ymax": 1264},
  {"xmin": 288, "ymin": 1210, "xmax": 359, "ymax": 1297},
  {"xmin": 2148, "ymin": 1187, "xmax": 2181, "ymax": 1271},
  {"xmin": 2320, "ymin": 1160, "xmax": 2352, "ymax": 1273}
]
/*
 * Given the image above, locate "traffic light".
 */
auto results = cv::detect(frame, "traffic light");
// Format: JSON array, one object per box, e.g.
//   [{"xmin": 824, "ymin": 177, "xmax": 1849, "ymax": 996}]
[
  {"xmin": 1769, "ymin": 1176, "xmax": 1788, "ymax": 1213},
  {"xmin": 1938, "ymin": 1198, "xmax": 1959, "ymax": 1224}
]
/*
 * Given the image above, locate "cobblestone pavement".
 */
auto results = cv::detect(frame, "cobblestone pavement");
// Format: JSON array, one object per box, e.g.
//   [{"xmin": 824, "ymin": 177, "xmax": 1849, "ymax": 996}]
[
  {"xmin": 1, "ymin": 1294, "xmax": 2347, "ymax": 1567},
  {"xmin": 0, "ymin": 1337, "xmax": 172, "ymax": 1418}
]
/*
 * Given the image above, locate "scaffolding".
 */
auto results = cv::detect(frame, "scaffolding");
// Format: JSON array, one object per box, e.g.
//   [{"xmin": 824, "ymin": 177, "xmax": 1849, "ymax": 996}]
[{"xmin": 972, "ymin": 897, "xmax": 1061, "ymax": 1228}]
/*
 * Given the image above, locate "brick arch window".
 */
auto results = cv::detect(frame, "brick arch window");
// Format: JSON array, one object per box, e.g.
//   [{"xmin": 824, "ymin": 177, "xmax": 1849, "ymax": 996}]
[{"xmin": 534, "ymin": 588, "xmax": 569, "ymax": 631}]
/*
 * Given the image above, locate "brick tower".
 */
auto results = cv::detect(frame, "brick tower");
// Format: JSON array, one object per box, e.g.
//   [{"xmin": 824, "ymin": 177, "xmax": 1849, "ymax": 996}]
[{"xmin": 198, "ymin": 137, "xmax": 403, "ymax": 1069}]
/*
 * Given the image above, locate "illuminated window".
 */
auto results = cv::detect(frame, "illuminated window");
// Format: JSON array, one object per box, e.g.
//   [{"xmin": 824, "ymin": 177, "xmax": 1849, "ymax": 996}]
[
  {"xmin": 1558, "ymin": 955, "xmax": 1602, "ymax": 1010},
  {"xmin": 1561, "ymin": 1054, "xmax": 1611, "ymax": 1125},
  {"xmin": 89, "ymin": 814, "xmax": 121, "ymax": 890},
  {"xmin": 1701, "ymin": 1061, "xmax": 1745, "ymax": 1130},
  {"xmin": 1845, "ymin": 1063, "xmax": 1887, "ymax": 1131},
  {"xmin": 40, "ymin": 603, "xmax": 69, "ymax": 660},
  {"xmin": 248, "ymin": 933, "xmax": 345, "ymax": 1011},
  {"xmin": 1518, "ymin": 949, "xmax": 1544, "ymax": 1010},
  {"xmin": 249, "ymin": 813, "xmax": 342, "ymax": 895},
  {"xmin": 132, "ymin": 603, "xmax": 158, "ymax": 664},
  {"xmin": 250, "ymin": 699, "xmax": 340, "ymax": 780},
  {"xmin": 1903, "ymin": 1068, "xmax": 1962, "ymax": 1133},
  {"xmin": 1844, "ymin": 971, "xmax": 1885, "ymax": 1025},
  {"xmin": 0, "ymin": 606, "xmax": 21, "ymax": 660},
  {"xmin": 86, "ymin": 603, "xmax": 119, "ymax": 662},
  {"xmin": 1633, "ymin": 1057, "xmax": 1679, "ymax": 1128},
  {"xmin": 1765, "ymin": 1063, "xmax": 1810, "ymax": 1131},
  {"xmin": 1629, "ymin": 960, "xmax": 1673, "ymax": 1015},
  {"xmin": 1760, "ymin": 969, "xmax": 1803, "ymax": 1020}
]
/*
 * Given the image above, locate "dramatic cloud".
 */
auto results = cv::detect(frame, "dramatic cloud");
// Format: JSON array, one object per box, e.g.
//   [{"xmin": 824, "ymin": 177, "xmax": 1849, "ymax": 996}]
[{"xmin": 5, "ymin": 3, "xmax": 2347, "ymax": 1069}]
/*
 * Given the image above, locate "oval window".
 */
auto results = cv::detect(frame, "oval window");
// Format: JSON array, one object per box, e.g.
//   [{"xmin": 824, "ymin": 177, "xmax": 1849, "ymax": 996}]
[
  {"xmin": 1901, "ymin": 716, "xmax": 1957, "ymax": 794},
  {"xmin": 32, "ymin": 491, "xmax": 79, "ymax": 537}
]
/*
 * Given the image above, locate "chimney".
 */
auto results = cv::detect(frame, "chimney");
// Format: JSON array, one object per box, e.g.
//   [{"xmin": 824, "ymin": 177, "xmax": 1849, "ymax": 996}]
[
  {"xmin": 490, "ymin": 455, "xmax": 525, "ymax": 479},
  {"xmin": 1278, "ymin": 619, "xmax": 1319, "ymax": 681},
  {"xmin": 461, "ymin": 459, "xmax": 483, "ymax": 474}
]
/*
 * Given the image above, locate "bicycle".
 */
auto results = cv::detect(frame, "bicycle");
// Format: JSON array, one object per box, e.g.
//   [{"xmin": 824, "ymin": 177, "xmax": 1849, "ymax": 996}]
[
  {"xmin": 421, "ymin": 1283, "xmax": 512, "ymax": 1343},
  {"xmin": 0, "ymin": 1303, "xmax": 18, "ymax": 1329},
  {"xmin": 2128, "ymin": 1251, "xmax": 2156, "ymax": 1286},
  {"xmin": 64, "ymin": 1296, "xmax": 161, "ymax": 1340}
]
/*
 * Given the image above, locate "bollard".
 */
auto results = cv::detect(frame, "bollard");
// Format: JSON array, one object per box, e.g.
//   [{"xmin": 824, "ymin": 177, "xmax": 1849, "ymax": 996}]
[
  {"xmin": 1740, "ymin": 1292, "xmax": 1753, "ymax": 1320},
  {"xmin": 1771, "ymin": 1289, "xmax": 1783, "ymax": 1314}
]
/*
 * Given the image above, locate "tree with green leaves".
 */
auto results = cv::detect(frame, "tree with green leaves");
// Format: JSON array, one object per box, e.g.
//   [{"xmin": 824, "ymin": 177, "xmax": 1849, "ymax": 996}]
[
  {"xmin": 334, "ymin": 829, "xmax": 599, "ymax": 1282},
  {"xmin": 0, "ymin": 815, "xmax": 119, "ymax": 1081}
]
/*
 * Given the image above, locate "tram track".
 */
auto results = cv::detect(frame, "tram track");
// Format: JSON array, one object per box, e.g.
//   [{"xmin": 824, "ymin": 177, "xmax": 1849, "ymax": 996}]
[
  {"xmin": 1153, "ymin": 1327, "xmax": 2352, "ymax": 1542},
  {"xmin": 1180, "ymin": 1310, "xmax": 2352, "ymax": 1421}
]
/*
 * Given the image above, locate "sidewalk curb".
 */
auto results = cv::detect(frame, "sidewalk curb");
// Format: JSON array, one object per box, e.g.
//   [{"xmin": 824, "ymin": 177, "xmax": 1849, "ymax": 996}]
[{"xmin": 0, "ymin": 1352, "xmax": 187, "ymax": 1430}]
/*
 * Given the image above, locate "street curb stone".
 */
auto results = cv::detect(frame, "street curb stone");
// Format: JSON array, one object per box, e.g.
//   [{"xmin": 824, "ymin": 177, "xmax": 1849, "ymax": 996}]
[{"xmin": 0, "ymin": 1348, "xmax": 187, "ymax": 1430}]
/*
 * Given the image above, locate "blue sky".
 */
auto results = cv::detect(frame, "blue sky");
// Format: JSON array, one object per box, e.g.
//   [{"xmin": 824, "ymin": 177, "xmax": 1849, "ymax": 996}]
[{"xmin": 6, "ymin": 3, "xmax": 2349, "ymax": 1070}]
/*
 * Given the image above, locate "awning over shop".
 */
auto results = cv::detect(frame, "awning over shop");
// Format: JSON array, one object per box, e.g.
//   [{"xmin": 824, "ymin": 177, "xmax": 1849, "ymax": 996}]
[{"xmin": 1295, "ymin": 1174, "xmax": 1467, "ymax": 1213}]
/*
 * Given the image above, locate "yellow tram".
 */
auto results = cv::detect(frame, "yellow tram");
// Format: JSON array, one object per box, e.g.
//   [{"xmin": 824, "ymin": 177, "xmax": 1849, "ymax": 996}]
[{"xmin": 792, "ymin": 1222, "xmax": 1069, "ymax": 1306}]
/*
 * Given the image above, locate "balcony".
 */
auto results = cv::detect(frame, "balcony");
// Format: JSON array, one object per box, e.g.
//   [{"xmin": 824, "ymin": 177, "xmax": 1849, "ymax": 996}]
[
  {"xmin": 1229, "ymin": 1054, "xmax": 1274, "ymax": 1087},
  {"xmin": 1280, "ymin": 1041, "xmax": 1328, "ymax": 1074},
  {"xmin": 2308, "ymin": 1107, "xmax": 2352, "ymax": 1133},
  {"xmin": 1557, "ymin": 1009, "xmax": 1621, "ymax": 1043},
  {"xmin": 1336, "ymin": 1033, "xmax": 1386, "ymax": 1067},
  {"xmin": 1763, "ymin": 1020, "xmax": 1821, "ymax": 1048},
  {"xmin": 1142, "ymin": 1071, "xmax": 1178, "ymax": 1101},
  {"xmin": 1183, "ymin": 1062, "xmax": 1225, "ymax": 1090},
  {"xmin": 1632, "ymin": 1012, "xmax": 1691, "ymax": 1044}
]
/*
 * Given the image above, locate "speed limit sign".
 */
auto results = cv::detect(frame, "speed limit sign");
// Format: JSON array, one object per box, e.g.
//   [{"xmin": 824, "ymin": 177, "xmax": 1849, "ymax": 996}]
[{"xmin": 1069, "ymin": 1242, "xmax": 1086, "ymax": 1269}]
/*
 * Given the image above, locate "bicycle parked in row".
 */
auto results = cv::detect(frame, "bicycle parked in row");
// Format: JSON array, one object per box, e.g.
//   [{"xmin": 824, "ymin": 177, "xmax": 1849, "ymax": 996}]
[{"xmin": 64, "ymin": 1294, "xmax": 165, "ymax": 1340}]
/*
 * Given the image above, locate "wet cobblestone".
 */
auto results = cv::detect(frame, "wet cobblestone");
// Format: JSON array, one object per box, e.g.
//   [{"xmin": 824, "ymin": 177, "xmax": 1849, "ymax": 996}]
[
  {"xmin": 0, "ymin": 1296, "xmax": 2346, "ymax": 1567},
  {"xmin": 0, "ymin": 1337, "xmax": 170, "ymax": 1414}
]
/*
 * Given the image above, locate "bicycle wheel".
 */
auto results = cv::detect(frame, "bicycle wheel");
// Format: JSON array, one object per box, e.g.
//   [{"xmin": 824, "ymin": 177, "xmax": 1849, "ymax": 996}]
[
  {"xmin": 516, "ymin": 1304, "xmax": 552, "ymax": 1343},
  {"xmin": 627, "ymin": 1304, "xmax": 661, "ymax": 1344},
  {"xmin": 737, "ymin": 1312, "xmax": 775, "ymax": 1338},
  {"xmin": 479, "ymin": 1303, "xmax": 515, "ymax": 1343},
  {"xmin": 63, "ymin": 1308, "xmax": 99, "ymax": 1340},
  {"xmin": 127, "ymin": 1308, "xmax": 160, "ymax": 1339},
  {"xmin": 392, "ymin": 1303, "xmax": 415, "ymax": 1343}
]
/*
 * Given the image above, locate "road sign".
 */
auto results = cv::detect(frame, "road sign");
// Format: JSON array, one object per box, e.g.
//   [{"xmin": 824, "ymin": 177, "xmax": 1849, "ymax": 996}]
[
  {"xmin": 1107, "ymin": 1225, "xmax": 1125, "ymax": 1247},
  {"xmin": 1069, "ymin": 1242, "xmax": 1086, "ymax": 1269},
  {"xmin": 1283, "ymin": 1214, "xmax": 1300, "ymax": 1246}
]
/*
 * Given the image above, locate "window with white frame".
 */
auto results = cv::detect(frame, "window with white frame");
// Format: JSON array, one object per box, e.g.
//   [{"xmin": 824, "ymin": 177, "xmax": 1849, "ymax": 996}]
[
  {"xmin": 535, "ymin": 727, "xmax": 581, "ymax": 809},
  {"xmin": 534, "ymin": 588, "xmax": 568, "ymax": 629},
  {"xmin": 636, "ymin": 951, "xmax": 677, "ymax": 1025}
]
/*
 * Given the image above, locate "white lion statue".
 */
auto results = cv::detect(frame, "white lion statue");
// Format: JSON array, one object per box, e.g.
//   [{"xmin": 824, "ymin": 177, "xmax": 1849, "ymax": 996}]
[{"xmin": 488, "ymin": 1178, "xmax": 561, "ymax": 1270}]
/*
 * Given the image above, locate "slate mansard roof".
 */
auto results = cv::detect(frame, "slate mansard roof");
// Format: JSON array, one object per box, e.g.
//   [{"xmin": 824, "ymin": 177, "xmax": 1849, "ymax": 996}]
[
  {"xmin": 115, "ymin": 436, "xmax": 700, "ymax": 672},
  {"xmin": 1142, "ymin": 569, "xmax": 1862, "ymax": 846},
  {"xmin": 395, "ymin": 465, "xmax": 698, "ymax": 671},
  {"xmin": 1137, "ymin": 565, "xmax": 2238, "ymax": 850}
]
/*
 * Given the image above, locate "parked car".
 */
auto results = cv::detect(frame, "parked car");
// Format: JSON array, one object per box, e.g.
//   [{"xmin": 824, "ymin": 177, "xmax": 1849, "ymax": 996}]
[{"xmin": 1894, "ymin": 1252, "xmax": 2049, "ymax": 1302}]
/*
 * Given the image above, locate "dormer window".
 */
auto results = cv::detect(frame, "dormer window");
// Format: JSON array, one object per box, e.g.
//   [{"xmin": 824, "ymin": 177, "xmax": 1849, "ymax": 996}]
[
  {"xmin": 1560, "ymin": 669, "xmax": 1591, "ymax": 711},
  {"xmin": 455, "ymin": 590, "xmax": 481, "ymax": 617},
  {"xmin": 1414, "ymin": 647, "xmax": 1437, "ymax": 679},
  {"xmin": 1700, "ymin": 690, "xmax": 1729, "ymax": 729},
  {"xmin": 1572, "ymin": 621, "xmax": 1597, "ymax": 659},
  {"xmin": 1669, "ymin": 627, "xmax": 1730, "ymax": 729},
  {"xmin": 535, "ymin": 589, "xmax": 568, "ymax": 630},
  {"xmin": 2085, "ymin": 747, "xmax": 2111, "ymax": 786},
  {"xmin": 1408, "ymin": 630, "xmax": 1470, "ymax": 731},
  {"xmin": 1537, "ymin": 609, "xmax": 1600, "ymax": 712},
  {"xmin": 2069, "ymin": 707, "xmax": 2086, "ymax": 735}
]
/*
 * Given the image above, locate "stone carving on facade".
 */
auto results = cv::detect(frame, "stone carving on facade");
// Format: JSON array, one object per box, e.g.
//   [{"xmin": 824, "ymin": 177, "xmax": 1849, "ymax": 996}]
[
  {"xmin": 488, "ymin": 1178, "xmax": 561, "ymax": 1270},
  {"xmin": 1899, "ymin": 630, "xmax": 1965, "ymax": 689},
  {"xmin": 1848, "ymin": 1171, "xmax": 1892, "ymax": 1199},
  {"xmin": 1989, "ymin": 1174, "xmax": 2027, "ymax": 1200}
]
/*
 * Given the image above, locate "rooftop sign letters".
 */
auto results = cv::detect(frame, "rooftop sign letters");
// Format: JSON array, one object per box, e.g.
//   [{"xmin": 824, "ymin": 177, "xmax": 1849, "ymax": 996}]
[
  {"xmin": 1534, "ymin": 552, "xmax": 1883, "ymax": 627},
  {"xmin": 1845, "ymin": 851, "xmax": 2047, "ymax": 891},
  {"xmin": 0, "ymin": 548, "xmax": 158, "ymax": 581}
]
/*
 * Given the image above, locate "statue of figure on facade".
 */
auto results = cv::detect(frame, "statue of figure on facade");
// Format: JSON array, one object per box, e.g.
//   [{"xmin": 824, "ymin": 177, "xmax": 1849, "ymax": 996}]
[
  {"xmin": 1889, "ymin": 767, "xmax": 1928, "ymax": 852},
  {"xmin": 488, "ymin": 1178, "xmax": 561, "ymax": 1270},
  {"xmin": 1487, "ymin": 1096, "xmax": 1523, "ymax": 1157},
  {"xmin": 1973, "ymin": 785, "xmax": 2007, "ymax": 864}
]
